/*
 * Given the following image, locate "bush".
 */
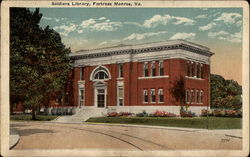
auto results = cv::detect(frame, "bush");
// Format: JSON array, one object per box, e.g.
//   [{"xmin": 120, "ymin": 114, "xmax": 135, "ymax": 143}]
[
  {"xmin": 152, "ymin": 110, "xmax": 177, "ymax": 117},
  {"xmin": 201, "ymin": 109, "xmax": 242, "ymax": 117},
  {"xmin": 107, "ymin": 112, "xmax": 133, "ymax": 117},
  {"xmin": 136, "ymin": 110, "xmax": 149, "ymax": 117},
  {"xmin": 180, "ymin": 108, "xmax": 196, "ymax": 117}
]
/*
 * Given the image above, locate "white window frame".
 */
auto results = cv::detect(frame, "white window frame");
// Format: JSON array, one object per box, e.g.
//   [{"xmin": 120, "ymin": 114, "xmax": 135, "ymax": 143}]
[
  {"xmin": 143, "ymin": 62, "xmax": 148, "ymax": 77},
  {"xmin": 150, "ymin": 89, "xmax": 156, "ymax": 103},
  {"xmin": 143, "ymin": 89, "xmax": 148, "ymax": 103},
  {"xmin": 158, "ymin": 88, "xmax": 164, "ymax": 103},
  {"xmin": 200, "ymin": 90, "xmax": 203, "ymax": 104},
  {"xmin": 190, "ymin": 90, "xmax": 194, "ymax": 104},
  {"xmin": 151, "ymin": 61, "xmax": 156, "ymax": 76},
  {"xmin": 195, "ymin": 89, "xmax": 199, "ymax": 103},
  {"xmin": 79, "ymin": 88, "xmax": 85, "ymax": 107},
  {"xmin": 118, "ymin": 64, "xmax": 123, "ymax": 78},
  {"xmin": 117, "ymin": 86, "xmax": 124, "ymax": 106},
  {"xmin": 159, "ymin": 61, "xmax": 164, "ymax": 76}
]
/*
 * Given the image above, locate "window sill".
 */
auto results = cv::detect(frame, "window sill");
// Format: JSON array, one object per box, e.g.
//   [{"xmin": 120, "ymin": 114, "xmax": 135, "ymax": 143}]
[
  {"xmin": 138, "ymin": 75, "xmax": 169, "ymax": 79},
  {"xmin": 117, "ymin": 78, "xmax": 124, "ymax": 80},
  {"xmin": 185, "ymin": 76, "xmax": 204, "ymax": 80}
]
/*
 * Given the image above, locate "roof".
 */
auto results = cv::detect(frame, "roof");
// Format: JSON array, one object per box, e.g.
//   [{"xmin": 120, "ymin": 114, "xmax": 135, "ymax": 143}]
[{"xmin": 70, "ymin": 39, "xmax": 214, "ymax": 59}]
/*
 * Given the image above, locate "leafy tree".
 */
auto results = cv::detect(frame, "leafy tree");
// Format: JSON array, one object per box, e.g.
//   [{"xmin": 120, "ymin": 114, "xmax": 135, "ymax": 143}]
[
  {"xmin": 10, "ymin": 8, "xmax": 71, "ymax": 119},
  {"xmin": 210, "ymin": 74, "xmax": 242, "ymax": 110},
  {"xmin": 170, "ymin": 76, "xmax": 186, "ymax": 107}
]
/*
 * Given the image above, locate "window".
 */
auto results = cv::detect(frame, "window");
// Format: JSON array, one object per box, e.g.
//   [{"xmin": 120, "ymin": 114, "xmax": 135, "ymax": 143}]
[
  {"xmin": 118, "ymin": 64, "xmax": 123, "ymax": 78},
  {"xmin": 117, "ymin": 86, "xmax": 124, "ymax": 106},
  {"xmin": 200, "ymin": 90, "xmax": 203, "ymax": 103},
  {"xmin": 143, "ymin": 89, "xmax": 148, "ymax": 103},
  {"xmin": 187, "ymin": 61, "xmax": 190, "ymax": 76},
  {"xmin": 192, "ymin": 63, "xmax": 196, "ymax": 77},
  {"xmin": 151, "ymin": 89, "xmax": 156, "ymax": 103},
  {"xmin": 80, "ymin": 67, "xmax": 84, "ymax": 80},
  {"xmin": 196, "ymin": 90, "xmax": 199, "ymax": 103},
  {"xmin": 158, "ymin": 89, "xmax": 164, "ymax": 103},
  {"xmin": 189, "ymin": 62, "xmax": 193, "ymax": 77},
  {"xmin": 197, "ymin": 63, "xmax": 201, "ymax": 78},
  {"xmin": 200, "ymin": 64, "xmax": 204, "ymax": 79},
  {"xmin": 151, "ymin": 62, "xmax": 156, "ymax": 76},
  {"xmin": 144, "ymin": 62, "xmax": 149, "ymax": 77},
  {"xmin": 159, "ymin": 61, "xmax": 164, "ymax": 76},
  {"xmin": 94, "ymin": 71, "xmax": 108, "ymax": 80},
  {"xmin": 79, "ymin": 89, "xmax": 84, "ymax": 106},
  {"xmin": 185, "ymin": 90, "xmax": 189, "ymax": 103},
  {"xmin": 190, "ymin": 90, "xmax": 194, "ymax": 103}
]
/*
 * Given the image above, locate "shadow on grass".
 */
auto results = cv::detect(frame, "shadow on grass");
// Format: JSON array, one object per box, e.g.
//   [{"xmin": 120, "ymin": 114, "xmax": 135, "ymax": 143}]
[{"xmin": 14, "ymin": 128, "xmax": 56, "ymax": 136}]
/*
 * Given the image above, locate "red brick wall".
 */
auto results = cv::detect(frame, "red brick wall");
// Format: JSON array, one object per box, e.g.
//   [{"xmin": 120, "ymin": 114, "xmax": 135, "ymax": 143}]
[{"xmin": 71, "ymin": 58, "xmax": 210, "ymax": 107}]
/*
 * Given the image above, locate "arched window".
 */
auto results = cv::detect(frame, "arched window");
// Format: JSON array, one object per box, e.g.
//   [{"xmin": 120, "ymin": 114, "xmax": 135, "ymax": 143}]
[{"xmin": 92, "ymin": 67, "xmax": 110, "ymax": 80}]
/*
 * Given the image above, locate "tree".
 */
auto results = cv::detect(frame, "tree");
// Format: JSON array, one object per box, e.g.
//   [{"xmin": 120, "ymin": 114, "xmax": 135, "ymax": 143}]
[
  {"xmin": 10, "ymin": 8, "xmax": 71, "ymax": 119},
  {"xmin": 210, "ymin": 74, "xmax": 242, "ymax": 110},
  {"xmin": 170, "ymin": 76, "xmax": 186, "ymax": 107}
]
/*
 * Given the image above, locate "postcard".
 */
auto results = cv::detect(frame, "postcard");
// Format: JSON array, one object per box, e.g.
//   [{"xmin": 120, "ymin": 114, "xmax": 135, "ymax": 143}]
[{"xmin": 1, "ymin": 0, "xmax": 249, "ymax": 156}]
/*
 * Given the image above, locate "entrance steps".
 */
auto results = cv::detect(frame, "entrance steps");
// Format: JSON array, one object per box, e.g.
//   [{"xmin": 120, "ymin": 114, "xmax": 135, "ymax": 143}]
[{"xmin": 53, "ymin": 107, "xmax": 108, "ymax": 123}]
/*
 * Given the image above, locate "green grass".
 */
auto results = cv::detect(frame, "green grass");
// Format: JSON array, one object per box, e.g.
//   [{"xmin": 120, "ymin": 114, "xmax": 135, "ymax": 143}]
[
  {"xmin": 10, "ymin": 115, "xmax": 58, "ymax": 121},
  {"xmin": 86, "ymin": 117, "xmax": 242, "ymax": 129}
]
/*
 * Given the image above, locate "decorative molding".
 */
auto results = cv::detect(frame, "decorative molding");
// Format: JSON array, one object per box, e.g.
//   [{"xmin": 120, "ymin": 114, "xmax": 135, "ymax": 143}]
[
  {"xmin": 70, "ymin": 40, "xmax": 214, "ymax": 61},
  {"xmin": 138, "ymin": 75, "xmax": 169, "ymax": 80}
]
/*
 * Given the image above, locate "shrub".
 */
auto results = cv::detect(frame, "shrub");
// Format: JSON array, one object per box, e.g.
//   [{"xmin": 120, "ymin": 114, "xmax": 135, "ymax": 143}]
[
  {"xmin": 107, "ymin": 112, "xmax": 133, "ymax": 117},
  {"xmin": 180, "ymin": 108, "xmax": 196, "ymax": 117},
  {"xmin": 201, "ymin": 109, "xmax": 242, "ymax": 117},
  {"xmin": 107, "ymin": 112, "xmax": 118, "ymax": 117},
  {"xmin": 136, "ymin": 110, "xmax": 149, "ymax": 117},
  {"xmin": 153, "ymin": 110, "xmax": 177, "ymax": 117}
]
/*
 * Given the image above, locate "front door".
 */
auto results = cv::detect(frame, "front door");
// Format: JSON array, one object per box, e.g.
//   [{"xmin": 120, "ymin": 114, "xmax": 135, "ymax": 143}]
[{"xmin": 97, "ymin": 89, "xmax": 105, "ymax": 108}]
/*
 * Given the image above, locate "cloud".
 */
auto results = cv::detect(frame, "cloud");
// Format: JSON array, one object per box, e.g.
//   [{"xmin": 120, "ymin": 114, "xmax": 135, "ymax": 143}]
[
  {"xmin": 195, "ymin": 14, "xmax": 207, "ymax": 19},
  {"xmin": 42, "ymin": 16, "xmax": 62, "ymax": 22},
  {"xmin": 143, "ymin": 14, "xmax": 171, "ymax": 28},
  {"xmin": 123, "ymin": 31, "xmax": 167, "ymax": 41},
  {"xmin": 81, "ymin": 18, "xmax": 96, "ymax": 28},
  {"xmin": 208, "ymin": 30, "xmax": 242, "ymax": 43},
  {"xmin": 214, "ymin": 12, "xmax": 242, "ymax": 25},
  {"xmin": 199, "ymin": 22, "xmax": 216, "ymax": 31},
  {"xmin": 80, "ymin": 18, "xmax": 122, "ymax": 31},
  {"xmin": 98, "ymin": 41, "xmax": 108, "ymax": 46},
  {"xmin": 53, "ymin": 23, "xmax": 77, "ymax": 36},
  {"xmin": 142, "ymin": 14, "xmax": 195, "ymax": 28},
  {"xmin": 172, "ymin": 16, "xmax": 195, "ymax": 25},
  {"xmin": 170, "ymin": 32, "xmax": 196, "ymax": 40},
  {"xmin": 208, "ymin": 31, "xmax": 229, "ymax": 38}
]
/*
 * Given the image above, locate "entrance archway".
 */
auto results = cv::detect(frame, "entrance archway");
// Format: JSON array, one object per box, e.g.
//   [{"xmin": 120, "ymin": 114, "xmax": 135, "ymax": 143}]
[{"xmin": 91, "ymin": 66, "xmax": 111, "ymax": 108}]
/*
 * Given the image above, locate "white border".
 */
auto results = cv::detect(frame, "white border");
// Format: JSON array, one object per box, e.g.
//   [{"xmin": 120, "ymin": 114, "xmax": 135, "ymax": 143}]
[{"xmin": 1, "ymin": 1, "xmax": 249, "ymax": 156}]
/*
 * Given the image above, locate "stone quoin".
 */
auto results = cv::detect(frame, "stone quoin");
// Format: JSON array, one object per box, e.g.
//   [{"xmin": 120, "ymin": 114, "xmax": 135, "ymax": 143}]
[{"xmin": 67, "ymin": 39, "xmax": 214, "ymax": 116}]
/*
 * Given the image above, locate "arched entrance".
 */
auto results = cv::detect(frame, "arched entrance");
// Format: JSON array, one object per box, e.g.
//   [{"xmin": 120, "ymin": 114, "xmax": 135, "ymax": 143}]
[{"xmin": 91, "ymin": 66, "xmax": 111, "ymax": 108}]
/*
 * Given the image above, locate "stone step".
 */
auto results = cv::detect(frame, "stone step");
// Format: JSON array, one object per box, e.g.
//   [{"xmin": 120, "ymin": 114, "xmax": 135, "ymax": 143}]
[{"xmin": 53, "ymin": 107, "xmax": 108, "ymax": 123}]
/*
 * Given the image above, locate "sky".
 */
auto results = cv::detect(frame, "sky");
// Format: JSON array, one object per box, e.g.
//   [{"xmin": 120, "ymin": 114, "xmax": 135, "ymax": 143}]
[{"xmin": 30, "ymin": 8, "xmax": 243, "ymax": 84}]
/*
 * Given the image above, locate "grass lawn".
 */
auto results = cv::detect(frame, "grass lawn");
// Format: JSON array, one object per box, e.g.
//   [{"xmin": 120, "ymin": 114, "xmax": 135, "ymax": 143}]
[
  {"xmin": 86, "ymin": 117, "xmax": 242, "ymax": 129},
  {"xmin": 10, "ymin": 115, "xmax": 58, "ymax": 121}
]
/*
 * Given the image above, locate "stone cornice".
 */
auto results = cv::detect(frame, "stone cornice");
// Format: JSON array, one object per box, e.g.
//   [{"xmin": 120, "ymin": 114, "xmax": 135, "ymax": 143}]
[{"xmin": 70, "ymin": 40, "xmax": 214, "ymax": 60}]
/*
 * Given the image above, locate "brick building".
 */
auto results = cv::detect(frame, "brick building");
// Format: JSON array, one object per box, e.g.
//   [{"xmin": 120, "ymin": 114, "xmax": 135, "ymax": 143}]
[{"xmin": 68, "ymin": 39, "xmax": 214, "ymax": 116}]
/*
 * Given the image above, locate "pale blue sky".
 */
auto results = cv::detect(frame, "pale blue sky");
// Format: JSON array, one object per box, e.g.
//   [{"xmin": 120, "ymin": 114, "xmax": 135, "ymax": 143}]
[{"xmin": 29, "ymin": 7, "xmax": 243, "ymax": 83}]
